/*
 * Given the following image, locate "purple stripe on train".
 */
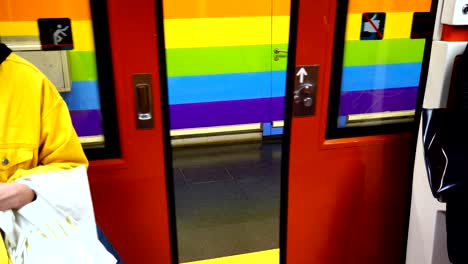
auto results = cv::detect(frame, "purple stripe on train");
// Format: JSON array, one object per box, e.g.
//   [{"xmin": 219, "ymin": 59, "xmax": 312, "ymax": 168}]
[
  {"xmin": 271, "ymin": 97, "xmax": 285, "ymax": 121},
  {"xmin": 170, "ymin": 97, "xmax": 285, "ymax": 129},
  {"xmin": 339, "ymin": 87, "xmax": 419, "ymax": 116},
  {"xmin": 70, "ymin": 110, "xmax": 103, "ymax": 137},
  {"xmin": 169, "ymin": 87, "xmax": 417, "ymax": 129},
  {"xmin": 69, "ymin": 87, "xmax": 418, "ymax": 134}
]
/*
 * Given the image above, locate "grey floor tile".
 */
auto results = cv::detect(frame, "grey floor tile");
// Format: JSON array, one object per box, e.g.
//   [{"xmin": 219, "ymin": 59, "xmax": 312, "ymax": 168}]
[
  {"xmin": 172, "ymin": 142, "xmax": 283, "ymax": 261},
  {"xmin": 175, "ymin": 181, "xmax": 251, "ymax": 228},
  {"xmin": 237, "ymin": 175, "xmax": 282, "ymax": 201},
  {"xmin": 226, "ymin": 161, "xmax": 281, "ymax": 181},
  {"xmin": 177, "ymin": 219, "xmax": 280, "ymax": 263},
  {"xmin": 181, "ymin": 166, "xmax": 233, "ymax": 184},
  {"xmin": 176, "ymin": 181, "xmax": 247, "ymax": 203},
  {"xmin": 172, "ymin": 168, "xmax": 186, "ymax": 187}
]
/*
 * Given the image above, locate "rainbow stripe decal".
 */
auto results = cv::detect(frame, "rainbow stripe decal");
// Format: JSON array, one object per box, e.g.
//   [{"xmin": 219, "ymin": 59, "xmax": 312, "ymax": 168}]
[
  {"xmin": 163, "ymin": 1, "xmax": 290, "ymax": 129},
  {"xmin": 164, "ymin": 0, "xmax": 433, "ymax": 129},
  {"xmin": 1, "ymin": 0, "xmax": 434, "ymax": 134},
  {"xmin": 337, "ymin": 0, "xmax": 433, "ymax": 126}
]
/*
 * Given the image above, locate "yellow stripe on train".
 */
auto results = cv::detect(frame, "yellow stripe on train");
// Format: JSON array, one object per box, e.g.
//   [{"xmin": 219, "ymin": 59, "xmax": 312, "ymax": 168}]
[
  {"xmin": 345, "ymin": 12, "xmax": 415, "ymax": 41},
  {"xmin": 164, "ymin": 16, "xmax": 290, "ymax": 49}
]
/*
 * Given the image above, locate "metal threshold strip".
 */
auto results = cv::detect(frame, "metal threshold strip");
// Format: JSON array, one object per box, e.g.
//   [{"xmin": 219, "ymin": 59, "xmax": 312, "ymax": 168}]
[
  {"xmin": 170, "ymin": 123, "xmax": 263, "ymax": 147},
  {"xmin": 345, "ymin": 110, "xmax": 415, "ymax": 127},
  {"xmin": 80, "ymin": 135, "xmax": 105, "ymax": 149}
]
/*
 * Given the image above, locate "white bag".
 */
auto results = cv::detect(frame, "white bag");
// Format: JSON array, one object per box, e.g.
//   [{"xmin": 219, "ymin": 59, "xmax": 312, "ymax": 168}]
[{"xmin": 1, "ymin": 166, "xmax": 116, "ymax": 264}]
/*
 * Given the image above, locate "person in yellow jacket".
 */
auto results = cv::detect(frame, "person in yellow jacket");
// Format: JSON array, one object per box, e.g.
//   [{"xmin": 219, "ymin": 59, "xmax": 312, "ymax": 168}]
[{"xmin": 0, "ymin": 43, "xmax": 88, "ymax": 262}]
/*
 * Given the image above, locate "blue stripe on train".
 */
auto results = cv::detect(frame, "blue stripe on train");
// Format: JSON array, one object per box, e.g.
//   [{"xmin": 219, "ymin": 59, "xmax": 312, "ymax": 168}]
[
  {"xmin": 168, "ymin": 71, "xmax": 287, "ymax": 104},
  {"xmin": 168, "ymin": 63, "xmax": 422, "ymax": 105},
  {"xmin": 62, "ymin": 81, "xmax": 101, "ymax": 111},
  {"xmin": 341, "ymin": 63, "xmax": 422, "ymax": 92}
]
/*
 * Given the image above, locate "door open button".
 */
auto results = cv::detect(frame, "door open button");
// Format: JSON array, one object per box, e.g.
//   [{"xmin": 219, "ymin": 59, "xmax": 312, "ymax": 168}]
[{"xmin": 293, "ymin": 65, "xmax": 318, "ymax": 117}]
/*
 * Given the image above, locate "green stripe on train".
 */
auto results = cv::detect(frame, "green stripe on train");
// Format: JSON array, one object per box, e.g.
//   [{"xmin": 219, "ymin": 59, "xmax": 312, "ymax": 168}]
[
  {"xmin": 343, "ymin": 39, "xmax": 426, "ymax": 66},
  {"xmin": 69, "ymin": 51, "xmax": 98, "ymax": 81},
  {"xmin": 166, "ymin": 44, "xmax": 289, "ymax": 77},
  {"xmin": 165, "ymin": 39, "xmax": 425, "ymax": 77}
]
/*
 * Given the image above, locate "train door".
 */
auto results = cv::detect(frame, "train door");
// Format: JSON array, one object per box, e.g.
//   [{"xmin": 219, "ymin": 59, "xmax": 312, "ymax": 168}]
[
  {"xmin": 282, "ymin": 0, "xmax": 436, "ymax": 263},
  {"xmin": 1, "ymin": 0, "xmax": 175, "ymax": 263},
  {"xmin": 86, "ymin": 0, "xmax": 176, "ymax": 263}
]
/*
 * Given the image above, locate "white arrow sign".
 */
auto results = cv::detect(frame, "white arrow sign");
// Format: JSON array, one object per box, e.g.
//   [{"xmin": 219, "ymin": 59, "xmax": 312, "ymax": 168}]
[
  {"xmin": 296, "ymin": 68, "xmax": 308, "ymax": 83},
  {"xmin": 296, "ymin": 67, "xmax": 308, "ymax": 84}
]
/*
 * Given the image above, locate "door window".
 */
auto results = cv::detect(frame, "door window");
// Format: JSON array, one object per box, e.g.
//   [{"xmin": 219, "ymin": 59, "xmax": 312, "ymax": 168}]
[
  {"xmin": 0, "ymin": 0, "xmax": 120, "ymax": 159},
  {"xmin": 326, "ymin": 0, "xmax": 435, "ymax": 138}
]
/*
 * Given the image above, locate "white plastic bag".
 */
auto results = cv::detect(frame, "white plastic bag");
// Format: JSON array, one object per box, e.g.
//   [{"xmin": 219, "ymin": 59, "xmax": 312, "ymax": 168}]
[{"xmin": 3, "ymin": 166, "xmax": 116, "ymax": 264}]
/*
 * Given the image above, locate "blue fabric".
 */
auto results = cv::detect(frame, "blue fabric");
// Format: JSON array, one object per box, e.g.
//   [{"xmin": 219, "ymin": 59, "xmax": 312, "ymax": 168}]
[{"xmin": 97, "ymin": 225, "xmax": 124, "ymax": 264}]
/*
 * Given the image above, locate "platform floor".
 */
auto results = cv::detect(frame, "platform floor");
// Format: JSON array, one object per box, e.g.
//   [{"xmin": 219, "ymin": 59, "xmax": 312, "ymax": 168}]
[{"xmin": 172, "ymin": 142, "xmax": 282, "ymax": 263}]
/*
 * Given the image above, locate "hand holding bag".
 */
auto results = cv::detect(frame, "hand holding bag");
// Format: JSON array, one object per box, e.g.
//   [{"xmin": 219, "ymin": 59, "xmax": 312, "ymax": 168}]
[{"xmin": 4, "ymin": 166, "xmax": 116, "ymax": 264}]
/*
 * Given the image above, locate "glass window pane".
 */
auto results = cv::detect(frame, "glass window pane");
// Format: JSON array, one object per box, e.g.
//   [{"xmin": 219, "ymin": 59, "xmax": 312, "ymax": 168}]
[
  {"xmin": 0, "ymin": 0, "xmax": 116, "ymax": 153},
  {"xmin": 328, "ymin": 0, "xmax": 434, "ymax": 132}
]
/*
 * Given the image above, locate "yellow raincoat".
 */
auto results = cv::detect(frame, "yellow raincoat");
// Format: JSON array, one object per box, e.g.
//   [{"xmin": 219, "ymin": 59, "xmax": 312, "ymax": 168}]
[{"xmin": 0, "ymin": 44, "xmax": 88, "ymax": 262}]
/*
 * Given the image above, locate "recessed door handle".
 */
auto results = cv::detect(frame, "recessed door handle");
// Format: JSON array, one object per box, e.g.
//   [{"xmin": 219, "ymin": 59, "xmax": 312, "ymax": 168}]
[
  {"xmin": 136, "ymin": 84, "xmax": 152, "ymax": 120},
  {"xmin": 133, "ymin": 73, "xmax": 154, "ymax": 129}
]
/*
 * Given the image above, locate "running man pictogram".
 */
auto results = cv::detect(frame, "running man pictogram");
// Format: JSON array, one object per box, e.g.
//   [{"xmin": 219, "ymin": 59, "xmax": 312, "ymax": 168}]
[
  {"xmin": 53, "ymin": 24, "xmax": 70, "ymax": 45},
  {"xmin": 38, "ymin": 18, "xmax": 74, "ymax": 50}
]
